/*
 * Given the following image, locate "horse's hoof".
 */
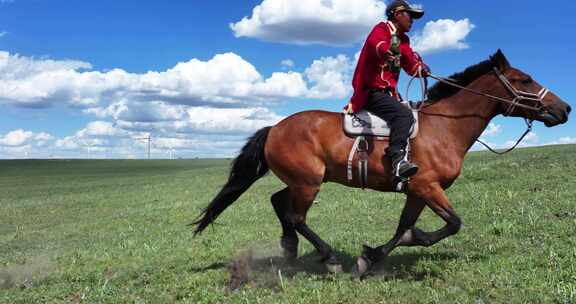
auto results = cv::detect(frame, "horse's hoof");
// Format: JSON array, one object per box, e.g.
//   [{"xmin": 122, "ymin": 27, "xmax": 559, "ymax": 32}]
[
  {"xmin": 352, "ymin": 255, "xmax": 372, "ymax": 280},
  {"xmin": 326, "ymin": 263, "xmax": 344, "ymax": 274},
  {"xmin": 322, "ymin": 255, "xmax": 343, "ymax": 273}
]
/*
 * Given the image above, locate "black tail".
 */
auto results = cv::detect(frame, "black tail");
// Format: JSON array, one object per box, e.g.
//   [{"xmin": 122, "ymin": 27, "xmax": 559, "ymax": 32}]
[{"xmin": 192, "ymin": 126, "xmax": 272, "ymax": 235}]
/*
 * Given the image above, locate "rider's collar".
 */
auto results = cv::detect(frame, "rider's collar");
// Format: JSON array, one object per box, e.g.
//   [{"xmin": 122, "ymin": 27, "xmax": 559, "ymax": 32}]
[{"xmin": 386, "ymin": 21, "xmax": 398, "ymax": 35}]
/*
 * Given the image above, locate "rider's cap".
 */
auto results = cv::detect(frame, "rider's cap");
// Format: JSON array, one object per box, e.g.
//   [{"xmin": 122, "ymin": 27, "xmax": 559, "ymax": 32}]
[{"xmin": 386, "ymin": 1, "xmax": 424, "ymax": 20}]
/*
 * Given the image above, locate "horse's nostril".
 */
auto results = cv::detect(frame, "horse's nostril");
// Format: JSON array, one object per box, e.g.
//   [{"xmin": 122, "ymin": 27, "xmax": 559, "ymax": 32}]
[{"xmin": 567, "ymin": 106, "xmax": 572, "ymax": 114}]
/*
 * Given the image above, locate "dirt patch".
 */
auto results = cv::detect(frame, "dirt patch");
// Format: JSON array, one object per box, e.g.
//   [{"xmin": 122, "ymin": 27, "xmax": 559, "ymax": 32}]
[
  {"xmin": 226, "ymin": 245, "xmax": 289, "ymax": 292},
  {"xmin": 0, "ymin": 256, "xmax": 56, "ymax": 290},
  {"xmin": 225, "ymin": 244, "xmax": 339, "ymax": 292}
]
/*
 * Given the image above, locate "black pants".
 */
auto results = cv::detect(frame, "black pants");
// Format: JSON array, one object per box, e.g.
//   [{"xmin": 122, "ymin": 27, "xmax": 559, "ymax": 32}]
[{"xmin": 364, "ymin": 90, "xmax": 415, "ymax": 158}]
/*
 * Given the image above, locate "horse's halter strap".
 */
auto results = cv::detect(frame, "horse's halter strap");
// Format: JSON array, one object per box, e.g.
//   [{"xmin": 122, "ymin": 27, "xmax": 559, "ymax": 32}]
[{"xmin": 492, "ymin": 68, "xmax": 549, "ymax": 116}]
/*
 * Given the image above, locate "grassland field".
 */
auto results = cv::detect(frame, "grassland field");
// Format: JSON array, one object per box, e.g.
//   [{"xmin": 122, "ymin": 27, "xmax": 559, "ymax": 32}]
[{"xmin": 0, "ymin": 144, "xmax": 575, "ymax": 303}]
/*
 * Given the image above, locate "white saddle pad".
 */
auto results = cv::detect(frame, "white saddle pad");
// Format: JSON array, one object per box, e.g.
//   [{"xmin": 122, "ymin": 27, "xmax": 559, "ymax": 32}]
[{"xmin": 343, "ymin": 104, "xmax": 419, "ymax": 138}]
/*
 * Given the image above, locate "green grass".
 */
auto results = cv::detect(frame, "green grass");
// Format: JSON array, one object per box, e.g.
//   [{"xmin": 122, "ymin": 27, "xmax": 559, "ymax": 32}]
[{"xmin": 0, "ymin": 145, "xmax": 575, "ymax": 303}]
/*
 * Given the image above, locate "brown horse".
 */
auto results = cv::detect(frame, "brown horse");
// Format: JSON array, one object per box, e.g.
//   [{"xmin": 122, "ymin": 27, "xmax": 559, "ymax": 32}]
[{"xmin": 193, "ymin": 50, "xmax": 571, "ymax": 277}]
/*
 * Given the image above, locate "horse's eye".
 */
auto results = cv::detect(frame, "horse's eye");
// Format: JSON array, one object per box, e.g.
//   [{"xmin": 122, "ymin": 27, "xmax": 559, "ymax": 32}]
[{"xmin": 521, "ymin": 77, "xmax": 533, "ymax": 84}]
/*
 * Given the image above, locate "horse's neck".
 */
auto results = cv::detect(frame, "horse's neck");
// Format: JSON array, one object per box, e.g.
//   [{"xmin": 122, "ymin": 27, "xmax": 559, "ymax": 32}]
[{"xmin": 422, "ymin": 75, "xmax": 506, "ymax": 156}]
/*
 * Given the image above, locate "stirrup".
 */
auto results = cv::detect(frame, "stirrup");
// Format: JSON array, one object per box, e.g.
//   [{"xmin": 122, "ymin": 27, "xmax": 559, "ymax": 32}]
[{"xmin": 392, "ymin": 158, "xmax": 419, "ymax": 178}]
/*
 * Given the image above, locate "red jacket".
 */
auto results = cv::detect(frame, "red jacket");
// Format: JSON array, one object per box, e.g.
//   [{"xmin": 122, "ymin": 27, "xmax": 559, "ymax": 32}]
[{"xmin": 346, "ymin": 21, "xmax": 424, "ymax": 113}]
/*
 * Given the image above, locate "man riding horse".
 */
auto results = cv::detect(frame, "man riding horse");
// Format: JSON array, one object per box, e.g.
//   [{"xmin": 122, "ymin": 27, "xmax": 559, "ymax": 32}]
[
  {"xmin": 345, "ymin": 0, "xmax": 430, "ymax": 179},
  {"xmin": 193, "ymin": 0, "xmax": 571, "ymax": 280}
]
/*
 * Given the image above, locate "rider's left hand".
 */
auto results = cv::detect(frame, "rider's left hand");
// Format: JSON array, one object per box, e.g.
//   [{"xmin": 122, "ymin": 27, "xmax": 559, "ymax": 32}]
[
  {"xmin": 420, "ymin": 64, "xmax": 431, "ymax": 77},
  {"xmin": 420, "ymin": 63, "xmax": 432, "ymax": 77}
]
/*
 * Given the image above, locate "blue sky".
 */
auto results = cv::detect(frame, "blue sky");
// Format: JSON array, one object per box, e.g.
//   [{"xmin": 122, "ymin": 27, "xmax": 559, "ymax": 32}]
[{"xmin": 0, "ymin": 0, "xmax": 574, "ymax": 158}]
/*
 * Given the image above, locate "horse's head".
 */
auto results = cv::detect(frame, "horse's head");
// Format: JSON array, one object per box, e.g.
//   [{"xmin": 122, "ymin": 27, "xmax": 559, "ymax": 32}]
[{"xmin": 490, "ymin": 50, "xmax": 571, "ymax": 127}]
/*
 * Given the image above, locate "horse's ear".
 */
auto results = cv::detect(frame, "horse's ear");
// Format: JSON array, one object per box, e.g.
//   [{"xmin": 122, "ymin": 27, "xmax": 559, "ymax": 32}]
[{"xmin": 491, "ymin": 49, "xmax": 511, "ymax": 71}]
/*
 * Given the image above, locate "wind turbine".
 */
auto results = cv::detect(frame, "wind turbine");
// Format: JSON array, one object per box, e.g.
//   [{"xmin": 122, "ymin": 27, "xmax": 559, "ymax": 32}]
[
  {"xmin": 167, "ymin": 146, "xmax": 176, "ymax": 160},
  {"xmin": 134, "ymin": 134, "xmax": 151, "ymax": 159}
]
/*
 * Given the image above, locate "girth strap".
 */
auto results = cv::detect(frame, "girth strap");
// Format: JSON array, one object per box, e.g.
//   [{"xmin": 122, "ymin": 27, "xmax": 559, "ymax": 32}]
[{"xmin": 347, "ymin": 136, "xmax": 369, "ymax": 189}]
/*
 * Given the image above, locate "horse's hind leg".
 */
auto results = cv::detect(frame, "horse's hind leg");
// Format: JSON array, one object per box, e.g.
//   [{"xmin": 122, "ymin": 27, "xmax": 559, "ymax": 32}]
[
  {"xmin": 271, "ymin": 188, "xmax": 298, "ymax": 260},
  {"xmin": 289, "ymin": 184, "xmax": 343, "ymax": 273}
]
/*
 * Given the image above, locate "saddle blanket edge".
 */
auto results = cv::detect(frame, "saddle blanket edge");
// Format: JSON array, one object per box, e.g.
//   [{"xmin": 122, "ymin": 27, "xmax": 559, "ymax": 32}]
[{"xmin": 343, "ymin": 109, "xmax": 419, "ymax": 139}]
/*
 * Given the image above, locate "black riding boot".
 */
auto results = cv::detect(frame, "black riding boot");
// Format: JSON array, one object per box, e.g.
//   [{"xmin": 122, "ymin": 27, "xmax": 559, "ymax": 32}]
[
  {"xmin": 387, "ymin": 150, "xmax": 418, "ymax": 179},
  {"xmin": 364, "ymin": 89, "xmax": 418, "ymax": 179}
]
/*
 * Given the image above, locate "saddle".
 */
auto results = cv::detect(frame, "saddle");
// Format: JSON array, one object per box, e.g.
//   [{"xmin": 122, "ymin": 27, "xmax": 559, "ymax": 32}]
[
  {"xmin": 341, "ymin": 101, "xmax": 421, "ymax": 192},
  {"xmin": 343, "ymin": 101, "xmax": 420, "ymax": 139}
]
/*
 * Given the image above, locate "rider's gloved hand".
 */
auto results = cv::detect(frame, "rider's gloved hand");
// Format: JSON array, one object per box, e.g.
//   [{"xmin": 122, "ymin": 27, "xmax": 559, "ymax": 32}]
[
  {"xmin": 343, "ymin": 102, "xmax": 354, "ymax": 114},
  {"xmin": 420, "ymin": 64, "xmax": 431, "ymax": 77}
]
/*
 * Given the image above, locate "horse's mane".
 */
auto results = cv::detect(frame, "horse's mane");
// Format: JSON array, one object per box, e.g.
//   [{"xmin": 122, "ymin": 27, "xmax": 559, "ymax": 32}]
[{"xmin": 427, "ymin": 50, "xmax": 510, "ymax": 101}]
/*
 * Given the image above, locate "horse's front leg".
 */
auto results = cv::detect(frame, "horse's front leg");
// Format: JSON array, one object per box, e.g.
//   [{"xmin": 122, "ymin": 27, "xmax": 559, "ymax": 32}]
[
  {"xmin": 354, "ymin": 184, "xmax": 462, "ymax": 278},
  {"xmin": 401, "ymin": 183, "xmax": 462, "ymax": 247},
  {"xmin": 353, "ymin": 194, "xmax": 426, "ymax": 278}
]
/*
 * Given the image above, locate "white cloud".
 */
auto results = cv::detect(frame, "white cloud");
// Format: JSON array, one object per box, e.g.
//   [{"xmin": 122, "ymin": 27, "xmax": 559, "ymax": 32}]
[
  {"xmin": 523, "ymin": 132, "xmax": 539, "ymax": 143},
  {"xmin": 251, "ymin": 71, "xmax": 308, "ymax": 98},
  {"xmin": 0, "ymin": 31, "xmax": 7, "ymax": 38},
  {"xmin": 281, "ymin": 59, "xmax": 294, "ymax": 68},
  {"xmin": 481, "ymin": 123, "xmax": 501, "ymax": 137},
  {"xmin": 305, "ymin": 54, "xmax": 352, "ymax": 99},
  {"xmin": 474, "ymin": 131, "xmax": 558, "ymax": 151},
  {"xmin": 0, "ymin": 49, "xmax": 361, "ymax": 158},
  {"xmin": 83, "ymin": 100, "xmax": 187, "ymax": 122},
  {"xmin": 114, "ymin": 106, "xmax": 284, "ymax": 135},
  {"xmin": 79, "ymin": 121, "xmax": 127, "ymax": 138},
  {"xmin": 54, "ymin": 121, "xmax": 130, "ymax": 152},
  {"xmin": 0, "ymin": 51, "xmax": 92, "ymax": 78},
  {"xmin": 230, "ymin": 0, "xmax": 386, "ymax": 46},
  {"xmin": 0, "ymin": 51, "xmax": 316, "ymax": 109},
  {"xmin": 0, "ymin": 129, "xmax": 53, "ymax": 147},
  {"xmin": 412, "ymin": 19, "xmax": 475, "ymax": 54},
  {"xmin": 231, "ymin": 0, "xmax": 475, "ymax": 50},
  {"xmin": 35, "ymin": 110, "xmax": 283, "ymax": 159},
  {"xmin": 499, "ymin": 132, "xmax": 539, "ymax": 149},
  {"xmin": 557, "ymin": 137, "xmax": 576, "ymax": 144},
  {"xmin": 0, "ymin": 50, "xmax": 349, "ymax": 158},
  {"xmin": 0, "ymin": 130, "xmax": 33, "ymax": 146},
  {"xmin": 546, "ymin": 137, "xmax": 576, "ymax": 145},
  {"xmin": 54, "ymin": 136, "xmax": 81, "ymax": 150},
  {"xmin": 466, "ymin": 120, "xmax": 576, "ymax": 152},
  {"xmin": 184, "ymin": 107, "xmax": 283, "ymax": 134},
  {"xmin": 53, "ymin": 121, "xmax": 139, "ymax": 158}
]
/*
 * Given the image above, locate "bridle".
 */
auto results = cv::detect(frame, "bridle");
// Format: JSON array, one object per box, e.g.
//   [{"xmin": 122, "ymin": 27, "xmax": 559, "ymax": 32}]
[
  {"xmin": 408, "ymin": 67, "xmax": 550, "ymax": 154},
  {"xmin": 491, "ymin": 68, "xmax": 549, "ymax": 117}
]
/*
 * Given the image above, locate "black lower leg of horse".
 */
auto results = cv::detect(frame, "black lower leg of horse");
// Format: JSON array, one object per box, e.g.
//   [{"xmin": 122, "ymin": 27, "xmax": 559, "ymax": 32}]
[
  {"xmin": 399, "ymin": 210, "xmax": 461, "ymax": 247},
  {"xmin": 354, "ymin": 196, "xmax": 425, "ymax": 278},
  {"xmin": 399, "ymin": 185, "xmax": 462, "ymax": 247},
  {"xmin": 363, "ymin": 195, "xmax": 426, "ymax": 263},
  {"xmin": 271, "ymin": 188, "xmax": 298, "ymax": 259},
  {"xmin": 294, "ymin": 223, "xmax": 339, "ymax": 265},
  {"xmin": 288, "ymin": 186, "xmax": 341, "ymax": 271}
]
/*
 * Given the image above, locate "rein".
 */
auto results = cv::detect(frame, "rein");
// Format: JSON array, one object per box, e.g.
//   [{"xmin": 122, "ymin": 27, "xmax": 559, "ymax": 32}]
[
  {"xmin": 408, "ymin": 67, "xmax": 549, "ymax": 154},
  {"xmin": 428, "ymin": 69, "xmax": 546, "ymax": 114},
  {"xmin": 475, "ymin": 118, "xmax": 533, "ymax": 154}
]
